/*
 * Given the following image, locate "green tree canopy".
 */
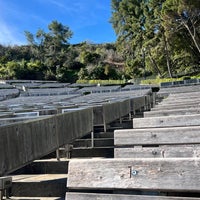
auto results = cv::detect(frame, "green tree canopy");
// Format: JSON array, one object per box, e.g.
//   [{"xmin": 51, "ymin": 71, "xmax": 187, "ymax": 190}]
[
  {"xmin": 24, "ymin": 20, "xmax": 74, "ymax": 81},
  {"xmin": 110, "ymin": 0, "xmax": 200, "ymax": 78}
]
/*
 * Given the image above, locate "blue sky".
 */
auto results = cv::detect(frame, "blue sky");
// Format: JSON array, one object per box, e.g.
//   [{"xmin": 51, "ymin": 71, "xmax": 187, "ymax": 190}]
[{"xmin": 0, "ymin": 0, "xmax": 117, "ymax": 45}]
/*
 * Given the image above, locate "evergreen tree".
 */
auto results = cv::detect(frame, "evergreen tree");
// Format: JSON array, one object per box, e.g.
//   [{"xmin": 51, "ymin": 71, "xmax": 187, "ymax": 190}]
[
  {"xmin": 25, "ymin": 20, "xmax": 73, "ymax": 81},
  {"xmin": 110, "ymin": 0, "xmax": 200, "ymax": 78},
  {"xmin": 110, "ymin": 0, "xmax": 146, "ymax": 78}
]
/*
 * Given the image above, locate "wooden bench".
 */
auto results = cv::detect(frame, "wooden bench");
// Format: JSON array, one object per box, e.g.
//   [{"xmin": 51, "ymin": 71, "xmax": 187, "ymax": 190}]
[
  {"xmin": 66, "ymin": 192, "xmax": 200, "ymax": 200},
  {"xmin": 159, "ymin": 96, "xmax": 200, "ymax": 104},
  {"xmin": 144, "ymin": 107, "xmax": 200, "ymax": 117},
  {"xmin": 66, "ymin": 90, "xmax": 200, "ymax": 199},
  {"xmin": 133, "ymin": 114, "xmax": 200, "ymax": 128},
  {"xmin": 114, "ymin": 126, "xmax": 200, "ymax": 158},
  {"xmin": 145, "ymin": 91, "xmax": 200, "ymax": 116},
  {"xmin": 67, "ymin": 158, "xmax": 200, "ymax": 199},
  {"xmin": 151, "ymin": 102, "xmax": 200, "ymax": 111}
]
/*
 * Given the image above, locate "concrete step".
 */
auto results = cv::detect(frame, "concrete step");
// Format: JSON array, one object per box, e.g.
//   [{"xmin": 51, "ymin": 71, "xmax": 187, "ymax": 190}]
[{"xmin": 11, "ymin": 174, "xmax": 67, "ymax": 197}]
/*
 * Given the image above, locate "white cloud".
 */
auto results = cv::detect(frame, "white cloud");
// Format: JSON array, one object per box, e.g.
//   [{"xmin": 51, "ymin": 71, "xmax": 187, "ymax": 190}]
[
  {"xmin": 0, "ymin": 19, "xmax": 26, "ymax": 46},
  {"xmin": 0, "ymin": 1, "xmax": 27, "ymax": 45}
]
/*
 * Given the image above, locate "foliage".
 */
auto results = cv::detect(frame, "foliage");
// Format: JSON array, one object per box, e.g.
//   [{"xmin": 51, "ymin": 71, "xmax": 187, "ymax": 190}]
[
  {"xmin": 1, "ymin": 2, "xmax": 200, "ymax": 83},
  {"xmin": 76, "ymin": 79, "xmax": 126, "ymax": 85},
  {"xmin": 110, "ymin": 0, "xmax": 200, "ymax": 79},
  {"xmin": 141, "ymin": 77, "xmax": 183, "ymax": 85},
  {"xmin": 0, "ymin": 27, "xmax": 126, "ymax": 82}
]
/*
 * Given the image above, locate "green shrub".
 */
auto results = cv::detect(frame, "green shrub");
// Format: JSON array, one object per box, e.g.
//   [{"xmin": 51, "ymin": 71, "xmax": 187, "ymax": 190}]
[
  {"xmin": 141, "ymin": 77, "xmax": 184, "ymax": 85},
  {"xmin": 76, "ymin": 79, "xmax": 126, "ymax": 85}
]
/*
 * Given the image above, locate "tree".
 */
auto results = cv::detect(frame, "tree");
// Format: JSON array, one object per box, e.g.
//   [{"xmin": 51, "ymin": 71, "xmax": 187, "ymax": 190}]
[
  {"xmin": 110, "ymin": 0, "xmax": 160, "ymax": 78},
  {"xmin": 25, "ymin": 20, "xmax": 73, "ymax": 81},
  {"xmin": 162, "ymin": 0, "xmax": 200, "ymax": 74},
  {"xmin": 143, "ymin": 0, "xmax": 167, "ymax": 77},
  {"xmin": 162, "ymin": 0, "xmax": 200, "ymax": 54},
  {"xmin": 110, "ymin": 0, "xmax": 145, "ymax": 56},
  {"xmin": 110, "ymin": 0, "xmax": 200, "ymax": 78}
]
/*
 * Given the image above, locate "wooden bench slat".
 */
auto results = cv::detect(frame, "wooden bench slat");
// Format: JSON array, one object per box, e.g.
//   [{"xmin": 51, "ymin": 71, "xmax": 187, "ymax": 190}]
[
  {"xmin": 158, "ymin": 99, "xmax": 200, "ymax": 107},
  {"xmin": 144, "ymin": 108, "xmax": 200, "ymax": 117},
  {"xmin": 151, "ymin": 104, "xmax": 199, "ymax": 111},
  {"xmin": 67, "ymin": 158, "xmax": 200, "ymax": 192},
  {"xmin": 114, "ymin": 145, "xmax": 200, "ymax": 158},
  {"xmin": 66, "ymin": 192, "xmax": 200, "ymax": 200},
  {"xmin": 114, "ymin": 126, "xmax": 200, "ymax": 146},
  {"xmin": 162, "ymin": 96, "xmax": 200, "ymax": 102},
  {"xmin": 133, "ymin": 114, "xmax": 200, "ymax": 128}
]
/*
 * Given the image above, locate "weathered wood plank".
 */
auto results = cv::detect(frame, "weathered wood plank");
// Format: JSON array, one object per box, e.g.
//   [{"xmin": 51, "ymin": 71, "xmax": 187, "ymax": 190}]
[
  {"xmin": 163, "ymin": 98, "xmax": 200, "ymax": 104},
  {"xmin": 144, "ymin": 95, "xmax": 151, "ymax": 110},
  {"xmin": 0, "ymin": 107, "xmax": 93, "ymax": 176},
  {"xmin": 155, "ymin": 101, "xmax": 200, "ymax": 108},
  {"xmin": 56, "ymin": 107, "xmax": 93, "ymax": 145},
  {"xmin": 0, "ymin": 116, "xmax": 59, "ymax": 176},
  {"xmin": 114, "ymin": 126, "xmax": 200, "ymax": 146},
  {"xmin": 133, "ymin": 114, "xmax": 200, "ymax": 128},
  {"xmin": 160, "ymin": 97, "xmax": 200, "ymax": 105},
  {"xmin": 144, "ymin": 108, "xmax": 200, "ymax": 117},
  {"xmin": 115, "ymin": 145, "xmax": 200, "ymax": 158},
  {"xmin": 65, "ymin": 193, "xmax": 200, "ymax": 200},
  {"xmin": 132, "ymin": 96, "xmax": 146, "ymax": 111},
  {"xmin": 67, "ymin": 158, "xmax": 200, "ymax": 192},
  {"xmin": 93, "ymin": 105, "xmax": 104, "ymax": 125},
  {"xmin": 160, "ymin": 100, "xmax": 199, "ymax": 106},
  {"xmin": 168, "ymin": 91, "xmax": 200, "ymax": 98},
  {"xmin": 158, "ymin": 86, "xmax": 200, "ymax": 95},
  {"xmin": 120, "ymin": 99, "xmax": 131, "ymax": 117},
  {"xmin": 151, "ymin": 102, "xmax": 200, "ymax": 111},
  {"xmin": 93, "ymin": 102, "xmax": 123, "ymax": 132},
  {"xmin": 103, "ymin": 102, "xmax": 121, "ymax": 124}
]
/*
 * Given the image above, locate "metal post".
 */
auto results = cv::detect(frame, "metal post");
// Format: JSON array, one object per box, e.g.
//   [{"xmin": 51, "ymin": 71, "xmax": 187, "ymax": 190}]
[
  {"xmin": 129, "ymin": 112, "xmax": 132, "ymax": 120},
  {"xmin": 103, "ymin": 121, "xmax": 107, "ymax": 133},
  {"xmin": 65, "ymin": 144, "xmax": 71, "ymax": 159},
  {"xmin": 56, "ymin": 149, "xmax": 60, "ymax": 161},
  {"xmin": 0, "ymin": 190, "xmax": 3, "ymax": 200},
  {"xmin": 91, "ymin": 131, "xmax": 94, "ymax": 148},
  {"xmin": 119, "ymin": 117, "xmax": 122, "ymax": 124}
]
